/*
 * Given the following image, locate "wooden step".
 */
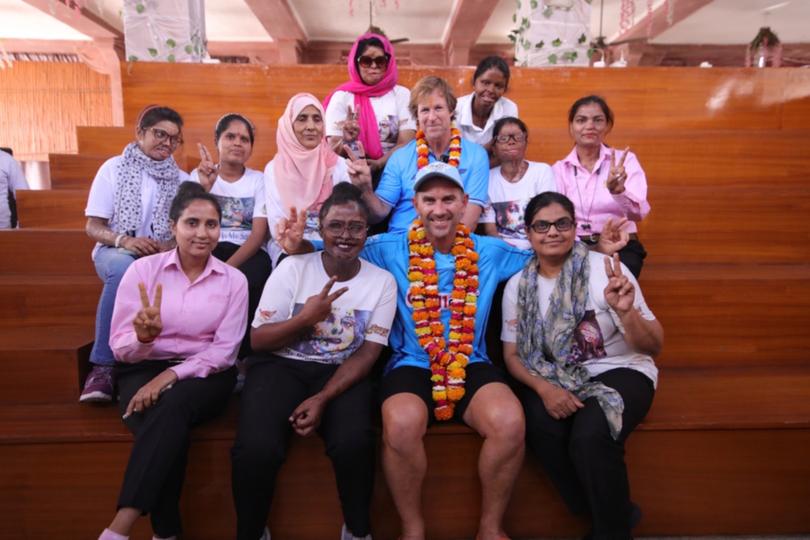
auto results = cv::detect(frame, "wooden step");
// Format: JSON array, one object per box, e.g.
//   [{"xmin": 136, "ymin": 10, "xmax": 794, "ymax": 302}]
[
  {"xmin": 0, "ymin": 325, "xmax": 94, "ymax": 404},
  {"xmin": 15, "ymin": 189, "xmax": 87, "ymax": 229},
  {"xmin": 0, "ymin": 275, "xmax": 99, "ymax": 326},
  {"xmin": 0, "ymin": 229, "xmax": 95, "ymax": 275},
  {"xmin": 641, "ymin": 263, "xmax": 810, "ymax": 368},
  {"xmin": 49, "ymin": 152, "xmax": 197, "ymax": 190},
  {"xmin": 0, "ymin": 366, "xmax": 808, "ymax": 538}
]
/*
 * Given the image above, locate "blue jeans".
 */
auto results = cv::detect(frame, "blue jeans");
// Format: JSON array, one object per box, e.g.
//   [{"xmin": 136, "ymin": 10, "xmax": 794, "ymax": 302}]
[{"xmin": 90, "ymin": 245, "xmax": 137, "ymax": 366}]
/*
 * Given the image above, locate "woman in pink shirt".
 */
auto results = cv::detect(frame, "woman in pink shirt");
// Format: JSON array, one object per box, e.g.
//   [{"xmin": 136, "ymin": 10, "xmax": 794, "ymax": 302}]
[
  {"xmin": 552, "ymin": 95, "xmax": 650, "ymax": 277},
  {"xmin": 98, "ymin": 182, "xmax": 248, "ymax": 540}
]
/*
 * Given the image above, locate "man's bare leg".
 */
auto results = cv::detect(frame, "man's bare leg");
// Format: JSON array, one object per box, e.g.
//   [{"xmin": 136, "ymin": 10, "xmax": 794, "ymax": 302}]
[
  {"xmin": 382, "ymin": 393, "xmax": 430, "ymax": 540},
  {"xmin": 463, "ymin": 382, "xmax": 526, "ymax": 540}
]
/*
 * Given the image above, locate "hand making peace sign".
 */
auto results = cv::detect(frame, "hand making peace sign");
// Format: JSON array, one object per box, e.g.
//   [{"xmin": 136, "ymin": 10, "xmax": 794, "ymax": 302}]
[
  {"xmin": 606, "ymin": 146, "xmax": 630, "ymax": 195},
  {"xmin": 604, "ymin": 253, "xmax": 635, "ymax": 315},
  {"xmin": 133, "ymin": 282, "xmax": 163, "ymax": 344},
  {"xmin": 197, "ymin": 143, "xmax": 219, "ymax": 192},
  {"xmin": 298, "ymin": 276, "xmax": 349, "ymax": 327},
  {"xmin": 276, "ymin": 206, "xmax": 307, "ymax": 254}
]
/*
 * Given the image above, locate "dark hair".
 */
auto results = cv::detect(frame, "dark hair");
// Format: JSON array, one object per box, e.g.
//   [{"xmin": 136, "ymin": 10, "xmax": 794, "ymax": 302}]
[
  {"xmin": 169, "ymin": 181, "xmax": 222, "ymax": 222},
  {"xmin": 409, "ymin": 76, "xmax": 458, "ymax": 121},
  {"xmin": 215, "ymin": 113, "xmax": 255, "ymax": 145},
  {"xmin": 318, "ymin": 183, "xmax": 371, "ymax": 223},
  {"xmin": 492, "ymin": 116, "xmax": 528, "ymax": 139},
  {"xmin": 568, "ymin": 95, "xmax": 614, "ymax": 128},
  {"xmin": 354, "ymin": 37, "xmax": 388, "ymax": 63},
  {"xmin": 0, "ymin": 147, "xmax": 12, "ymax": 156},
  {"xmin": 473, "ymin": 56, "xmax": 510, "ymax": 87},
  {"xmin": 137, "ymin": 105, "xmax": 184, "ymax": 131},
  {"xmin": 524, "ymin": 192, "xmax": 576, "ymax": 229}
]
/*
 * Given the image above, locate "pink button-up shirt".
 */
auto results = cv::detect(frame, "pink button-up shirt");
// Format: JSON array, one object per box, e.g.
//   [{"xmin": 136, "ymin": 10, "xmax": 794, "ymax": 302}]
[
  {"xmin": 552, "ymin": 144, "xmax": 650, "ymax": 236},
  {"xmin": 110, "ymin": 249, "xmax": 248, "ymax": 380}
]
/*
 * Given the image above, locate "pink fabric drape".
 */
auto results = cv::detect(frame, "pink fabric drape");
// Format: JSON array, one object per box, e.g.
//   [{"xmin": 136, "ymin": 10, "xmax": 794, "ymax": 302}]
[{"xmin": 323, "ymin": 32, "xmax": 399, "ymax": 160}]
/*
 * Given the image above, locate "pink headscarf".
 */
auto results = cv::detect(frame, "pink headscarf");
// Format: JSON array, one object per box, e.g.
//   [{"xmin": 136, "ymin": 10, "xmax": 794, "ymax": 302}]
[
  {"xmin": 323, "ymin": 32, "xmax": 399, "ymax": 160},
  {"xmin": 274, "ymin": 93, "xmax": 339, "ymax": 213}
]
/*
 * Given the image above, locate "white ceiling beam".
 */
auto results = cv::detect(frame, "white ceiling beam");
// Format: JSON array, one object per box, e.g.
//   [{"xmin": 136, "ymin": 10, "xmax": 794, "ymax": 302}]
[
  {"xmin": 243, "ymin": 0, "xmax": 307, "ymax": 43},
  {"xmin": 614, "ymin": 0, "xmax": 713, "ymax": 42},
  {"xmin": 21, "ymin": 0, "xmax": 122, "ymax": 39},
  {"xmin": 443, "ymin": 0, "xmax": 502, "ymax": 65}
]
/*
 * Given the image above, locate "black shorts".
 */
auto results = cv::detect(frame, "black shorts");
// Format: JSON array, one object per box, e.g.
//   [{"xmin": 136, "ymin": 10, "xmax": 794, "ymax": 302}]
[{"xmin": 380, "ymin": 362, "xmax": 507, "ymax": 423}]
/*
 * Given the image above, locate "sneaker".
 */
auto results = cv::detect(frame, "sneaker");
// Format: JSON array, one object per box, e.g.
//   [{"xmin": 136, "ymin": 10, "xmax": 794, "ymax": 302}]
[
  {"xmin": 341, "ymin": 523, "xmax": 371, "ymax": 540},
  {"xmin": 79, "ymin": 365, "xmax": 114, "ymax": 403}
]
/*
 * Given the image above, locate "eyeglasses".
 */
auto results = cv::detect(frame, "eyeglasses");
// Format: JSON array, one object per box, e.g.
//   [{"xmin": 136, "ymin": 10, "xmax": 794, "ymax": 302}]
[
  {"xmin": 323, "ymin": 220, "xmax": 368, "ymax": 237},
  {"xmin": 357, "ymin": 55, "xmax": 390, "ymax": 69},
  {"xmin": 494, "ymin": 133, "xmax": 527, "ymax": 144},
  {"xmin": 147, "ymin": 127, "xmax": 183, "ymax": 147},
  {"xmin": 529, "ymin": 217, "xmax": 575, "ymax": 234}
]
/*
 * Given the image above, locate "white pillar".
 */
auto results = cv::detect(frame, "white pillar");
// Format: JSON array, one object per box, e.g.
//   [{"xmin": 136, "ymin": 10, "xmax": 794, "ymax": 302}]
[
  {"xmin": 513, "ymin": 0, "xmax": 591, "ymax": 67},
  {"xmin": 123, "ymin": 0, "xmax": 207, "ymax": 63}
]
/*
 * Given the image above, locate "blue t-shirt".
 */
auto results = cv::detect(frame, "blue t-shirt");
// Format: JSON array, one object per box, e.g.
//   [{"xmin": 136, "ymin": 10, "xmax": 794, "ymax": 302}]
[
  {"xmin": 361, "ymin": 231, "xmax": 530, "ymax": 371},
  {"xmin": 375, "ymin": 138, "xmax": 489, "ymax": 232}
]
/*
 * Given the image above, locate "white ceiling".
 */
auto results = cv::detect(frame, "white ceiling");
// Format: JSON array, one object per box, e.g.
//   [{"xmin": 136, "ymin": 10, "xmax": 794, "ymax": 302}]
[{"xmin": 0, "ymin": 0, "xmax": 807, "ymax": 46}]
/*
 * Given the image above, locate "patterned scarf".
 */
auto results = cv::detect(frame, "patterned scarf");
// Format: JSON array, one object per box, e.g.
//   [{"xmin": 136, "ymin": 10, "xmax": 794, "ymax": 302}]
[
  {"xmin": 516, "ymin": 242, "xmax": 625, "ymax": 440},
  {"xmin": 112, "ymin": 142, "xmax": 181, "ymax": 241}
]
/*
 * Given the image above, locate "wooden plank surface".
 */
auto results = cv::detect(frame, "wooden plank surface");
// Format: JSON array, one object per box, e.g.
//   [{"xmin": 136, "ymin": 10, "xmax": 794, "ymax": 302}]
[
  {"xmin": 16, "ymin": 189, "xmax": 88, "ymax": 228},
  {"xmin": 0, "ymin": 229, "xmax": 95, "ymax": 275}
]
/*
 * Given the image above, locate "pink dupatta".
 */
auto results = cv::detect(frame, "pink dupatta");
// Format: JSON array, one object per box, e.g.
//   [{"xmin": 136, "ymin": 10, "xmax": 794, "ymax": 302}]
[
  {"xmin": 274, "ymin": 93, "xmax": 339, "ymax": 213},
  {"xmin": 323, "ymin": 32, "xmax": 399, "ymax": 160}
]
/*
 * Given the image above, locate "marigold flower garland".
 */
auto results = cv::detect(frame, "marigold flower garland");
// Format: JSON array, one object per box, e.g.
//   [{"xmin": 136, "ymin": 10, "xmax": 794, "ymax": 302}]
[
  {"xmin": 408, "ymin": 220, "xmax": 479, "ymax": 420},
  {"xmin": 416, "ymin": 127, "xmax": 462, "ymax": 169}
]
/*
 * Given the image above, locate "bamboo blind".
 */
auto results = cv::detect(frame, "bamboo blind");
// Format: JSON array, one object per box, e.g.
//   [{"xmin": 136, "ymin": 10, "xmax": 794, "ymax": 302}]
[{"xmin": 0, "ymin": 61, "xmax": 113, "ymax": 161}]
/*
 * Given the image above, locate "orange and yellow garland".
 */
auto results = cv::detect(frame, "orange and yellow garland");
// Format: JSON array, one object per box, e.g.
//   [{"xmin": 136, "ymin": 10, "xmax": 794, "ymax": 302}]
[
  {"xmin": 408, "ymin": 220, "xmax": 479, "ymax": 420},
  {"xmin": 416, "ymin": 127, "xmax": 462, "ymax": 169}
]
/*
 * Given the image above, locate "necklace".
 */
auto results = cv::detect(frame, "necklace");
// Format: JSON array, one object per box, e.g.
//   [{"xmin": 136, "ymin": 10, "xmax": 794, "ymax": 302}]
[
  {"xmin": 573, "ymin": 165, "xmax": 599, "ymax": 242},
  {"xmin": 408, "ymin": 220, "xmax": 479, "ymax": 421},
  {"xmin": 416, "ymin": 126, "xmax": 461, "ymax": 169}
]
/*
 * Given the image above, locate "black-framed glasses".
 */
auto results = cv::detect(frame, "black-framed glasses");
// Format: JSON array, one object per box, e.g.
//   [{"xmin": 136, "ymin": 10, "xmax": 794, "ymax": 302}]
[
  {"xmin": 147, "ymin": 127, "xmax": 183, "ymax": 147},
  {"xmin": 529, "ymin": 217, "xmax": 575, "ymax": 234},
  {"xmin": 357, "ymin": 54, "xmax": 390, "ymax": 69},
  {"xmin": 494, "ymin": 133, "xmax": 527, "ymax": 144},
  {"xmin": 323, "ymin": 220, "xmax": 368, "ymax": 237}
]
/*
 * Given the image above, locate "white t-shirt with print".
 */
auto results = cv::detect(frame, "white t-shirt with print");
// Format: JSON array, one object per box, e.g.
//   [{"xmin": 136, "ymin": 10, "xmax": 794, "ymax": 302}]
[
  {"xmin": 325, "ymin": 86, "xmax": 416, "ymax": 155},
  {"xmin": 259, "ymin": 158, "xmax": 350, "ymax": 265},
  {"xmin": 253, "ymin": 251, "xmax": 397, "ymax": 365},
  {"xmin": 501, "ymin": 250, "xmax": 658, "ymax": 386},
  {"xmin": 189, "ymin": 167, "xmax": 265, "ymax": 246},
  {"xmin": 479, "ymin": 161, "xmax": 557, "ymax": 250},
  {"xmin": 85, "ymin": 156, "xmax": 190, "ymax": 259},
  {"xmin": 455, "ymin": 93, "xmax": 519, "ymax": 146}
]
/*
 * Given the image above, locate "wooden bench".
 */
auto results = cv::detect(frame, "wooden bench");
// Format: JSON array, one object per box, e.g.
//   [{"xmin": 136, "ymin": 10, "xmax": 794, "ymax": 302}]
[{"xmin": 0, "ymin": 367, "xmax": 808, "ymax": 539}]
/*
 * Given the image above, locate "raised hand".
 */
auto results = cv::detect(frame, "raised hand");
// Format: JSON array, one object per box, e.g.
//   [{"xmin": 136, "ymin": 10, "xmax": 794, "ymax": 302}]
[
  {"xmin": 197, "ymin": 143, "xmax": 219, "ymax": 191},
  {"xmin": 133, "ymin": 282, "xmax": 163, "ymax": 343},
  {"xmin": 344, "ymin": 141, "xmax": 372, "ymax": 189},
  {"xmin": 297, "ymin": 275, "xmax": 349, "ymax": 327},
  {"xmin": 595, "ymin": 217, "xmax": 629, "ymax": 255},
  {"xmin": 275, "ymin": 207, "xmax": 307, "ymax": 253},
  {"xmin": 604, "ymin": 253, "xmax": 635, "ymax": 315},
  {"xmin": 289, "ymin": 393, "xmax": 327, "ymax": 436},
  {"xmin": 341, "ymin": 106, "xmax": 360, "ymax": 144},
  {"xmin": 606, "ymin": 146, "xmax": 630, "ymax": 195}
]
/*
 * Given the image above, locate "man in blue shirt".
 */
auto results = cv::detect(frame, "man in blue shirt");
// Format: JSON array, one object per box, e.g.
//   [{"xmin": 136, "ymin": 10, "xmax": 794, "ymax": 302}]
[
  {"xmin": 352, "ymin": 76, "xmax": 489, "ymax": 232},
  {"xmin": 278, "ymin": 161, "xmax": 628, "ymax": 540}
]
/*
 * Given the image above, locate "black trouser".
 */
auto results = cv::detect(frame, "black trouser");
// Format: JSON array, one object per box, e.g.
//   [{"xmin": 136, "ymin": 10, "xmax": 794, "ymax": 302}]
[
  {"xmin": 115, "ymin": 361, "xmax": 236, "ymax": 538},
  {"xmin": 618, "ymin": 238, "xmax": 647, "ymax": 279},
  {"xmin": 517, "ymin": 368, "xmax": 654, "ymax": 540},
  {"xmin": 212, "ymin": 242, "xmax": 272, "ymax": 357},
  {"xmin": 231, "ymin": 354, "xmax": 375, "ymax": 540}
]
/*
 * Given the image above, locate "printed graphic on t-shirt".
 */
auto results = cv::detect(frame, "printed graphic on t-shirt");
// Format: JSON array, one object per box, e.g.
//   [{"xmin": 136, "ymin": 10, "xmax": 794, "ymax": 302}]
[
  {"xmin": 493, "ymin": 199, "xmax": 528, "ymax": 242},
  {"xmin": 304, "ymin": 209, "xmax": 320, "ymax": 236},
  {"xmin": 287, "ymin": 304, "xmax": 372, "ymax": 364},
  {"xmin": 213, "ymin": 195, "xmax": 254, "ymax": 231},
  {"xmin": 571, "ymin": 309, "xmax": 607, "ymax": 363},
  {"xmin": 344, "ymin": 115, "xmax": 401, "ymax": 156}
]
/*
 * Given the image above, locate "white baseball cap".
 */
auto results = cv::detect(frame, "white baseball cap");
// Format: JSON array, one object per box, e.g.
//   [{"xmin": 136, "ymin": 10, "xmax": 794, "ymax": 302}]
[{"xmin": 413, "ymin": 161, "xmax": 464, "ymax": 192}]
